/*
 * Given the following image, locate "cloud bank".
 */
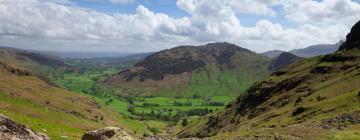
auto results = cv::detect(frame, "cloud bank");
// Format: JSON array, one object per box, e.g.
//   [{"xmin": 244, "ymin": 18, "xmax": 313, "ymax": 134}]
[{"xmin": 0, "ymin": 0, "xmax": 359, "ymax": 52}]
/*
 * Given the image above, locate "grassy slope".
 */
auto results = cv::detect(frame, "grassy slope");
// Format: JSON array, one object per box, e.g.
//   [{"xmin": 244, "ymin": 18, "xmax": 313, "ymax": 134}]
[
  {"xmin": 178, "ymin": 49, "xmax": 360, "ymax": 139},
  {"xmin": 0, "ymin": 62, "xmax": 151, "ymax": 139},
  {"xmin": 102, "ymin": 50, "xmax": 271, "ymax": 98}
]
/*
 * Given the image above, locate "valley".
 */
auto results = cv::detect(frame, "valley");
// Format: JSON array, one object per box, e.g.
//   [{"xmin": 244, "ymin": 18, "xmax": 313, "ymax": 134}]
[
  {"xmin": 1, "ymin": 1, "xmax": 360, "ymax": 140},
  {"xmin": 1, "ymin": 33, "xmax": 359, "ymax": 139}
]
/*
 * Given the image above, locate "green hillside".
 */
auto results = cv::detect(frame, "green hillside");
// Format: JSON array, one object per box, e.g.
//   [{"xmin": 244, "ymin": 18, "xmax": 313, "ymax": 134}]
[
  {"xmin": 104, "ymin": 42, "xmax": 271, "ymax": 98},
  {"xmin": 177, "ymin": 21, "xmax": 360, "ymax": 140}
]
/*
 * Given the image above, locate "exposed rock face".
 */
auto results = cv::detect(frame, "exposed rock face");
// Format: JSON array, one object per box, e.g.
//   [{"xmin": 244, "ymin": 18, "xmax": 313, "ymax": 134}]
[
  {"xmin": 269, "ymin": 52, "xmax": 300, "ymax": 71},
  {"xmin": 0, "ymin": 114, "xmax": 49, "ymax": 140},
  {"xmin": 339, "ymin": 20, "xmax": 360, "ymax": 50},
  {"xmin": 82, "ymin": 127, "xmax": 133, "ymax": 140}
]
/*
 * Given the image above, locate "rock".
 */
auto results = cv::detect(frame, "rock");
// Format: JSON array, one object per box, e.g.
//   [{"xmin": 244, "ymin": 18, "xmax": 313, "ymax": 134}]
[
  {"xmin": 292, "ymin": 107, "xmax": 306, "ymax": 116},
  {"xmin": 0, "ymin": 114, "xmax": 50, "ymax": 140},
  {"xmin": 310, "ymin": 66, "xmax": 332, "ymax": 74},
  {"xmin": 82, "ymin": 127, "xmax": 133, "ymax": 140},
  {"xmin": 294, "ymin": 97, "xmax": 303, "ymax": 106},
  {"xmin": 339, "ymin": 20, "xmax": 360, "ymax": 50}
]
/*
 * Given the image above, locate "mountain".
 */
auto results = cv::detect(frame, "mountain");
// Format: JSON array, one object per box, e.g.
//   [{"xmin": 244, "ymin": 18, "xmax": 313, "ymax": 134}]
[
  {"xmin": 0, "ymin": 60, "xmax": 130, "ymax": 139},
  {"xmin": 261, "ymin": 50, "xmax": 285, "ymax": 58},
  {"xmin": 290, "ymin": 42, "xmax": 342, "ymax": 57},
  {"xmin": 177, "ymin": 21, "xmax": 360, "ymax": 139},
  {"xmin": 268, "ymin": 52, "xmax": 301, "ymax": 71},
  {"xmin": 103, "ymin": 42, "xmax": 272, "ymax": 97}
]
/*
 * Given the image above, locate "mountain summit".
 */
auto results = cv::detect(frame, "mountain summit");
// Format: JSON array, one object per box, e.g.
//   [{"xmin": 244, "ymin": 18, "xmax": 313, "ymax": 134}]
[{"xmin": 103, "ymin": 42, "xmax": 271, "ymax": 97}]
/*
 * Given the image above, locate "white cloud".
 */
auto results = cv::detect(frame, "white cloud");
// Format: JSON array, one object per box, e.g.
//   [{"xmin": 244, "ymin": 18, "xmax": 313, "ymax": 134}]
[
  {"xmin": 0, "ymin": 0, "xmax": 358, "ymax": 53},
  {"xmin": 228, "ymin": 0, "xmax": 279, "ymax": 16},
  {"xmin": 283, "ymin": 0, "xmax": 360, "ymax": 26},
  {"xmin": 110, "ymin": 0, "xmax": 135, "ymax": 4}
]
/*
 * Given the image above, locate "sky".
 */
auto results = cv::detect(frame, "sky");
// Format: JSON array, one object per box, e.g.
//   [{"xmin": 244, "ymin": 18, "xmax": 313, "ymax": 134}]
[{"xmin": 0, "ymin": 0, "xmax": 360, "ymax": 53}]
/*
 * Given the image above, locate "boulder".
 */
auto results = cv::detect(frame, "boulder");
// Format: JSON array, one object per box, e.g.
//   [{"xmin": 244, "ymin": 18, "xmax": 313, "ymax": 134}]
[
  {"xmin": 292, "ymin": 107, "xmax": 306, "ymax": 116},
  {"xmin": 0, "ymin": 114, "xmax": 50, "ymax": 140},
  {"xmin": 82, "ymin": 127, "xmax": 133, "ymax": 140}
]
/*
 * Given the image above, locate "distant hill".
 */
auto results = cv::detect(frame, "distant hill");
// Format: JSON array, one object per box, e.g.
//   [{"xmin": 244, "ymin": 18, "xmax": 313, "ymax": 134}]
[
  {"xmin": 268, "ymin": 52, "xmax": 301, "ymax": 71},
  {"xmin": 103, "ymin": 42, "xmax": 272, "ymax": 97},
  {"xmin": 290, "ymin": 42, "xmax": 343, "ymax": 57},
  {"xmin": 261, "ymin": 50, "xmax": 285, "ymax": 58},
  {"xmin": 64, "ymin": 52, "xmax": 153, "ymax": 71},
  {"xmin": 178, "ymin": 21, "xmax": 360, "ymax": 140},
  {"xmin": 0, "ymin": 46, "xmax": 65, "ymax": 68},
  {"xmin": 51, "ymin": 51, "xmax": 138, "ymax": 58}
]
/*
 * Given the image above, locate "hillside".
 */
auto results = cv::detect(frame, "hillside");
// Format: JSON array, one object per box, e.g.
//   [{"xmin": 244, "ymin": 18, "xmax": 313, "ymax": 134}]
[
  {"xmin": 0, "ymin": 60, "xmax": 133, "ymax": 139},
  {"xmin": 268, "ymin": 52, "xmax": 301, "ymax": 71},
  {"xmin": 0, "ymin": 47, "xmax": 65, "ymax": 68},
  {"xmin": 177, "ymin": 21, "xmax": 360, "ymax": 139},
  {"xmin": 103, "ymin": 42, "xmax": 272, "ymax": 97}
]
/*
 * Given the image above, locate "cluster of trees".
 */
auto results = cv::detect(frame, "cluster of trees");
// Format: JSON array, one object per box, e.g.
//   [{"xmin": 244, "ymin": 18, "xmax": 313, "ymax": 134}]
[
  {"xmin": 130, "ymin": 108, "xmax": 214, "ymax": 122},
  {"xmin": 201, "ymin": 101, "xmax": 224, "ymax": 106},
  {"xmin": 173, "ymin": 101, "xmax": 192, "ymax": 106},
  {"xmin": 143, "ymin": 103, "xmax": 160, "ymax": 107},
  {"xmin": 105, "ymin": 98, "xmax": 113, "ymax": 105},
  {"xmin": 192, "ymin": 93, "xmax": 201, "ymax": 99}
]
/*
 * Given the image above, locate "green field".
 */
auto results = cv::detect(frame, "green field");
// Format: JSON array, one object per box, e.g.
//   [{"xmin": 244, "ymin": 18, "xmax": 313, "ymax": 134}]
[
  {"xmin": 54, "ymin": 68, "xmax": 117, "ymax": 93},
  {"xmin": 133, "ymin": 96, "xmax": 233, "ymax": 114}
]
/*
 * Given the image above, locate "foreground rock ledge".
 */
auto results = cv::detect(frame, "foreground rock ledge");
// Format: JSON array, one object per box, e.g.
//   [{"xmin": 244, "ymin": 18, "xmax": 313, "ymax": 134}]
[
  {"xmin": 82, "ymin": 127, "xmax": 133, "ymax": 140},
  {"xmin": 0, "ymin": 114, "xmax": 50, "ymax": 140}
]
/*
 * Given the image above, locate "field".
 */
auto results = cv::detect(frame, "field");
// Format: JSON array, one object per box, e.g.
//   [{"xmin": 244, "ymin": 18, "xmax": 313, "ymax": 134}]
[{"xmin": 133, "ymin": 96, "xmax": 233, "ymax": 114}]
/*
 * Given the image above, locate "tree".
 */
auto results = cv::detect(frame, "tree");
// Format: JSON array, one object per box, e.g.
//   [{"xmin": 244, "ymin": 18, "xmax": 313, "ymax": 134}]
[
  {"xmin": 181, "ymin": 118, "xmax": 188, "ymax": 126},
  {"xmin": 127, "ymin": 105, "xmax": 135, "ymax": 113}
]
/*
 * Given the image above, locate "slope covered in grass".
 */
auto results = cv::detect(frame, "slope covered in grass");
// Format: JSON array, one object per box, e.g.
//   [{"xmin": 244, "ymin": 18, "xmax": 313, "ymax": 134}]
[
  {"xmin": 0, "ymin": 61, "xmax": 147, "ymax": 139},
  {"xmin": 104, "ymin": 42, "xmax": 271, "ymax": 98},
  {"xmin": 177, "ymin": 21, "xmax": 360, "ymax": 140}
]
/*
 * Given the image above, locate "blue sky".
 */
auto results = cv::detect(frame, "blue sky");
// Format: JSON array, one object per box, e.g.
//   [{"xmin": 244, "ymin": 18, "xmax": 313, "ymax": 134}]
[
  {"xmin": 73, "ymin": 0, "xmax": 290, "ymax": 27},
  {"xmin": 0, "ymin": 0, "xmax": 360, "ymax": 52},
  {"xmin": 75, "ymin": 0, "xmax": 189, "ymax": 18}
]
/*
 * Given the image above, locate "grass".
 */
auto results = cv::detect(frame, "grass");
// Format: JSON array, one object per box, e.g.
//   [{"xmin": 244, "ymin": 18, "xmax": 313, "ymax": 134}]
[
  {"xmin": 55, "ymin": 68, "xmax": 117, "ymax": 93},
  {"xmin": 177, "ymin": 50, "xmax": 360, "ymax": 139},
  {"xmin": 132, "ymin": 96, "xmax": 232, "ymax": 114},
  {"xmin": 0, "ymin": 93, "xmax": 99, "ymax": 139}
]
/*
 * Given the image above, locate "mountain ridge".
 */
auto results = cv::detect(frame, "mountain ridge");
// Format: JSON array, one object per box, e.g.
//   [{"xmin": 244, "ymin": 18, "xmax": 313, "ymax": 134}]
[{"xmin": 177, "ymin": 20, "xmax": 360, "ymax": 139}]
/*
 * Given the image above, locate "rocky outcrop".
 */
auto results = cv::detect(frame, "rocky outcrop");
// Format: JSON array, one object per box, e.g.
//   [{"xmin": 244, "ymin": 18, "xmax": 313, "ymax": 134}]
[
  {"xmin": 0, "ymin": 114, "xmax": 49, "ymax": 140},
  {"xmin": 82, "ymin": 127, "xmax": 133, "ymax": 140},
  {"xmin": 0, "ymin": 61, "xmax": 31, "ymax": 76},
  {"xmin": 339, "ymin": 20, "xmax": 360, "ymax": 50}
]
